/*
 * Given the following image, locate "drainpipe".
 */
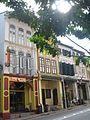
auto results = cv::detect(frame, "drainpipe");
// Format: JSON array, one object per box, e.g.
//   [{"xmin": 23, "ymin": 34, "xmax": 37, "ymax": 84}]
[
  {"xmin": 36, "ymin": 48, "xmax": 40, "ymax": 105},
  {"xmin": 62, "ymin": 78, "xmax": 67, "ymax": 109}
]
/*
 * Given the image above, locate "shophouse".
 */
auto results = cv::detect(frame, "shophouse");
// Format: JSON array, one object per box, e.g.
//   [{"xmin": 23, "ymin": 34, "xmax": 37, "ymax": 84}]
[
  {"xmin": 86, "ymin": 66, "xmax": 90, "ymax": 99},
  {"xmin": 37, "ymin": 50, "xmax": 63, "ymax": 112},
  {"xmin": 58, "ymin": 43, "xmax": 89, "ymax": 108},
  {"xmin": 74, "ymin": 50, "xmax": 89, "ymax": 101},
  {"xmin": 0, "ymin": 12, "xmax": 38, "ymax": 120}
]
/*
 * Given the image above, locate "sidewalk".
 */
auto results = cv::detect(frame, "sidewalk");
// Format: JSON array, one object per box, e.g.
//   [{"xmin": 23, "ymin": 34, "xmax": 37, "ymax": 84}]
[{"xmin": 10, "ymin": 101, "xmax": 90, "ymax": 120}]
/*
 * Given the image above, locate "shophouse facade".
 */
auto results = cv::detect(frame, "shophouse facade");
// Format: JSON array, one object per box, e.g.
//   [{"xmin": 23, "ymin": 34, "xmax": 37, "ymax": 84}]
[
  {"xmin": 86, "ymin": 66, "xmax": 90, "ymax": 99},
  {"xmin": 0, "ymin": 12, "xmax": 38, "ymax": 120},
  {"xmin": 37, "ymin": 50, "xmax": 63, "ymax": 112},
  {"xmin": 58, "ymin": 43, "xmax": 89, "ymax": 108}
]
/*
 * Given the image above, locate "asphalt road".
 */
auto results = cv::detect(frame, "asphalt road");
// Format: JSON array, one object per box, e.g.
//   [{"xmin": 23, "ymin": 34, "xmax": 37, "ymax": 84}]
[
  {"xmin": 32, "ymin": 106, "xmax": 90, "ymax": 120},
  {"xmin": 54, "ymin": 108, "xmax": 90, "ymax": 120},
  {"xmin": 15, "ymin": 104, "xmax": 90, "ymax": 120}
]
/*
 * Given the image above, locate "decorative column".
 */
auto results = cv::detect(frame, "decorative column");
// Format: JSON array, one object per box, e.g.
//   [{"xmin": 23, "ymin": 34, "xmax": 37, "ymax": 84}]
[
  {"xmin": 57, "ymin": 80, "xmax": 63, "ymax": 108},
  {"xmin": 1, "ymin": 75, "xmax": 10, "ymax": 120},
  {"xmin": 32, "ymin": 78, "xmax": 38, "ymax": 110},
  {"xmin": 73, "ymin": 82, "xmax": 79, "ymax": 100}
]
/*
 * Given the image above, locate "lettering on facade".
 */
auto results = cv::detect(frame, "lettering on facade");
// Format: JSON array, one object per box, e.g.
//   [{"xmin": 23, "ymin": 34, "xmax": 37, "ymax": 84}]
[{"xmin": 10, "ymin": 77, "xmax": 26, "ymax": 82}]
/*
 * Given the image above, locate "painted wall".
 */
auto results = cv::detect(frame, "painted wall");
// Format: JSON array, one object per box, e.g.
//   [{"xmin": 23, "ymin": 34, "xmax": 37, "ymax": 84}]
[
  {"xmin": 0, "ymin": 13, "xmax": 5, "ymax": 67},
  {"xmin": 0, "ymin": 13, "xmax": 37, "ymax": 75},
  {"xmin": 41, "ymin": 80, "xmax": 62, "ymax": 107}
]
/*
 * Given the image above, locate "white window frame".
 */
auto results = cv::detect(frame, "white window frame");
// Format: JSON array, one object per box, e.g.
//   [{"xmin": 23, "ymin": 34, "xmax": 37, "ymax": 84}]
[
  {"xmin": 9, "ymin": 24, "xmax": 16, "ymax": 42},
  {"xmin": 46, "ymin": 59, "xmax": 50, "ymax": 73},
  {"xmin": 18, "ymin": 28, "xmax": 24, "ymax": 45},
  {"xmin": 39, "ymin": 57, "xmax": 45, "ymax": 73},
  {"xmin": 26, "ymin": 31, "xmax": 31, "ymax": 47},
  {"xmin": 51, "ymin": 60, "xmax": 56, "ymax": 74}
]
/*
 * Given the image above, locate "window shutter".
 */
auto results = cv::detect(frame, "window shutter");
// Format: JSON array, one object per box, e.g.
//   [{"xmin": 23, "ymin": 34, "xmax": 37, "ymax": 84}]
[
  {"xmin": 23, "ymin": 57, "xmax": 26, "ymax": 75},
  {"xmin": 16, "ymin": 56, "xmax": 19, "ymax": 74}
]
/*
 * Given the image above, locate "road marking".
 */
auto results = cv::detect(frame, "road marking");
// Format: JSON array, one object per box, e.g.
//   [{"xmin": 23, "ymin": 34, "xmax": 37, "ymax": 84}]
[{"xmin": 53, "ymin": 108, "xmax": 90, "ymax": 120}]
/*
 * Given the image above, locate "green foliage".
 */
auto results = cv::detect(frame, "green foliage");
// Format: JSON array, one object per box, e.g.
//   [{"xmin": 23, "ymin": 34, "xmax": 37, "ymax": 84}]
[
  {"xmin": 8, "ymin": 0, "xmax": 38, "ymax": 29},
  {"xmin": 30, "ymin": 34, "xmax": 59, "ymax": 57},
  {"xmin": 0, "ymin": 0, "xmax": 8, "ymax": 3},
  {"xmin": 2, "ymin": 0, "xmax": 90, "ymax": 57},
  {"xmin": 74, "ymin": 56, "xmax": 90, "ymax": 66}
]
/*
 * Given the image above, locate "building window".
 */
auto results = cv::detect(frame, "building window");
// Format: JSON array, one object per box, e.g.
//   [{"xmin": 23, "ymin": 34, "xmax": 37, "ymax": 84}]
[
  {"xmin": 46, "ymin": 59, "xmax": 50, "ymax": 73},
  {"xmin": 51, "ymin": 60, "xmax": 56, "ymax": 74},
  {"xmin": 26, "ymin": 54, "xmax": 32, "ymax": 75},
  {"xmin": 26, "ymin": 31, "xmax": 31, "ymax": 46},
  {"xmin": 9, "ymin": 24, "xmax": 16, "ymax": 42},
  {"xmin": 59, "ymin": 62, "xmax": 74, "ymax": 76},
  {"xmin": 62, "ymin": 49, "xmax": 71, "ymax": 57},
  {"xmin": 10, "ymin": 50, "xmax": 16, "ymax": 74},
  {"xmin": 18, "ymin": 52, "xmax": 24, "ymax": 74},
  {"xmin": 72, "ymin": 52, "xmax": 75, "ymax": 56},
  {"xmin": 18, "ymin": 28, "xmax": 24, "ymax": 45},
  {"xmin": 46, "ymin": 89, "xmax": 51, "ymax": 99},
  {"xmin": 39, "ymin": 57, "xmax": 45, "ymax": 73}
]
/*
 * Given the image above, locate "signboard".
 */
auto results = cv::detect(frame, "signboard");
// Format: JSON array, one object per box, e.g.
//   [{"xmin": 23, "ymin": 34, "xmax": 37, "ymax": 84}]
[{"xmin": 10, "ymin": 77, "xmax": 26, "ymax": 82}]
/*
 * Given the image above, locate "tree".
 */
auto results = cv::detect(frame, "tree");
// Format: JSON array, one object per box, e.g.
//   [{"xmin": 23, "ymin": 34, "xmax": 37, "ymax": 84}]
[
  {"xmin": 74, "ymin": 56, "xmax": 90, "ymax": 66},
  {"xmin": 1, "ymin": 0, "xmax": 90, "ymax": 60}
]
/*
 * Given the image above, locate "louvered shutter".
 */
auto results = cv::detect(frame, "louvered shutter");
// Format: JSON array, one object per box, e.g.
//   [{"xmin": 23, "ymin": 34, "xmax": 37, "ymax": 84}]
[
  {"xmin": 16, "ymin": 56, "xmax": 19, "ymax": 74},
  {"xmin": 23, "ymin": 57, "xmax": 26, "ymax": 75}
]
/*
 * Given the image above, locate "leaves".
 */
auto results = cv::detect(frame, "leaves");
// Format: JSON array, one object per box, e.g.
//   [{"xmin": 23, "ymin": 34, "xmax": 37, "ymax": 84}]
[
  {"xmin": 2, "ymin": 0, "xmax": 90, "ymax": 57},
  {"xmin": 74, "ymin": 56, "xmax": 90, "ymax": 66}
]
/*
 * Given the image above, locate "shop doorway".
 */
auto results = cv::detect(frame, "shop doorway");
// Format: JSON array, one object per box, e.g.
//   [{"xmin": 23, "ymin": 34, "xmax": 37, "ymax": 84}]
[
  {"xmin": 53, "ymin": 88, "xmax": 58, "ymax": 105},
  {"xmin": 82, "ymin": 84, "xmax": 87, "ymax": 100},
  {"xmin": 42, "ymin": 89, "xmax": 45, "ymax": 105},
  {"xmin": 10, "ymin": 82, "xmax": 25, "ymax": 113}
]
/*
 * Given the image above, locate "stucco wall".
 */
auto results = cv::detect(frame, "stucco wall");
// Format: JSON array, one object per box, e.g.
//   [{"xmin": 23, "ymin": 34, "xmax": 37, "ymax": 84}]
[{"xmin": 0, "ymin": 13, "xmax": 5, "ymax": 67}]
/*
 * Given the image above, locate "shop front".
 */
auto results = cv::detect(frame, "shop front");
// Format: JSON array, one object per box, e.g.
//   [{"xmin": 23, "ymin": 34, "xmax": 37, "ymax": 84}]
[
  {"xmin": 10, "ymin": 82, "xmax": 25, "ymax": 113},
  {"xmin": 0, "ymin": 74, "xmax": 38, "ymax": 120},
  {"xmin": 38, "ymin": 75, "xmax": 63, "ymax": 112},
  {"xmin": 78, "ymin": 82, "xmax": 87, "ymax": 100},
  {"xmin": 62, "ymin": 76, "xmax": 78, "ymax": 108}
]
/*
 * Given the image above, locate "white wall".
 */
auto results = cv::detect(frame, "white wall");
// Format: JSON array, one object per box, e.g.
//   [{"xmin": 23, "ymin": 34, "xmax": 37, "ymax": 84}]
[
  {"xmin": 0, "ymin": 13, "xmax": 5, "ymax": 68},
  {"xmin": 2, "ymin": 14, "xmax": 37, "ymax": 75}
]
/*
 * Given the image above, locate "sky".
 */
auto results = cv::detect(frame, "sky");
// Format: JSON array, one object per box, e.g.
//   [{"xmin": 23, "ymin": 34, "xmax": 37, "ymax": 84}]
[{"xmin": 0, "ymin": 0, "xmax": 90, "ymax": 56}]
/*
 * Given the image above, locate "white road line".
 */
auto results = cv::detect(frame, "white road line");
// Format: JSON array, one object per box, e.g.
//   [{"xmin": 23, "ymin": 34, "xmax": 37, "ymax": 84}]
[{"xmin": 53, "ymin": 108, "xmax": 90, "ymax": 120}]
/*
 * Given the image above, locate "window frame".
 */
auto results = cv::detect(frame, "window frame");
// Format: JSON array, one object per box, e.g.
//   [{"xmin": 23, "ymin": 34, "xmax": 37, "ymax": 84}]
[
  {"xmin": 9, "ymin": 24, "xmax": 16, "ymax": 42},
  {"xmin": 45, "ymin": 59, "xmax": 51, "ymax": 74},
  {"xmin": 26, "ymin": 54, "xmax": 32, "ymax": 75},
  {"xmin": 51, "ymin": 60, "xmax": 57, "ymax": 74},
  {"xmin": 46, "ymin": 89, "xmax": 51, "ymax": 99},
  {"xmin": 39, "ymin": 57, "xmax": 45, "ymax": 73},
  {"xmin": 18, "ymin": 52, "xmax": 24, "ymax": 74},
  {"xmin": 9, "ymin": 49, "xmax": 16, "ymax": 74},
  {"xmin": 26, "ymin": 31, "xmax": 31, "ymax": 46},
  {"xmin": 18, "ymin": 28, "xmax": 24, "ymax": 45}
]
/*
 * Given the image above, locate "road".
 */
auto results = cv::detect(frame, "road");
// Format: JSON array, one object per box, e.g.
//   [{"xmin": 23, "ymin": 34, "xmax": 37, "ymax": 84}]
[
  {"xmin": 15, "ymin": 105, "xmax": 90, "ymax": 120},
  {"xmin": 32, "ymin": 106, "xmax": 90, "ymax": 120},
  {"xmin": 54, "ymin": 108, "xmax": 90, "ymax": 120}
]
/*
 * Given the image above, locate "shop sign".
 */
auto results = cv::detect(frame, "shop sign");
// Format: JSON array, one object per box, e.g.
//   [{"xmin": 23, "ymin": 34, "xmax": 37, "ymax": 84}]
[{"xmin": 10, "ymin": 77, "xmax": 26, "ymax": 82}]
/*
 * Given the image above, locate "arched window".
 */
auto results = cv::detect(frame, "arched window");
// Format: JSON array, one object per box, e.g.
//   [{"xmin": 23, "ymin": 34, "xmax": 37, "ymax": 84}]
[
  {"xmin": 9, "ymin": 24, "xmax": 16, "ymax": 42},
  {"xmin": 26, "ymin": 31, "xmax": 31, "ymax": 46},
  {"xmin": 18, "ymin": 28, "xmax": 24, "ymax": 45}
]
